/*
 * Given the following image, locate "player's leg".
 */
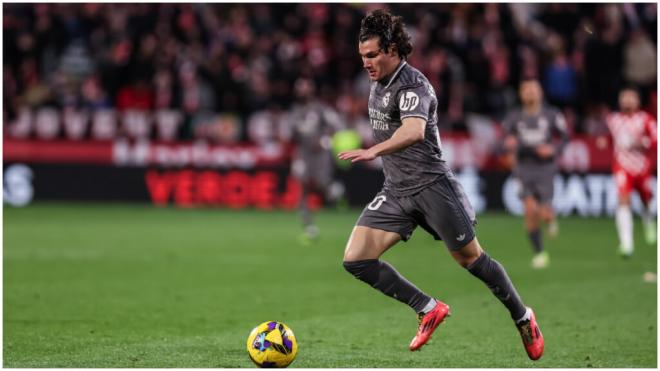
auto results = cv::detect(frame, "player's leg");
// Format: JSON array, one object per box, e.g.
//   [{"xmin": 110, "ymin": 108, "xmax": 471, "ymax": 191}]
[
  {"xmin": 636, "ymin": 173, "xmax": 656, "ymax": 245},
  {"xmin": 517, "ymin": 171, "xmax": 545, "ymax": 258},
  {"xmin": 343, "ymin": 196, "xmax": 435, "ymax": 315},
  {"xmin": 532, "ymin": 170, "xmax": 556, "ymax": 267},
  {"xmin": 615, "ymin": 170, "xmax": 634, "ymax": 257},
  {"xmin": 540, "ymin": 205, "xmax": 558, "ymax": 237},
  {"xmin": 343, "ymin": 193, "xmax": 445, "ymax": 352},
  {"xmin": 418, "ymin": 175, "xmax": 543, "ymax": 360},
  {"xmin": 292, "ymin": 158, "xmax": 318, "ymax": 242},
  {"xmin": 343, "ymin": 226, "xmax": 437, "ymax": 314},
  {"xmin": 298, "ymin": 181, "xmax": 319, "ymax": 241},
  {"xmin": 453, "ymin": 240, "xmax": 543, "ymax": 360},
  {"xmin": 450, "ymin": 238, "xmax": 527, "ymax": 319},
  {"xmin": 523, "ymin": 195, "xmax": 548, "ymax": 268}
]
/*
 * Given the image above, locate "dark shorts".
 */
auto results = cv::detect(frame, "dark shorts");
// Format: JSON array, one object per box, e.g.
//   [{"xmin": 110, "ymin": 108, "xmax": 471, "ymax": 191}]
[
  {"xmin": 514, "ymin": 162, "xmax": 556, "ymax": 205},
  {"xmin": 356, "ymin": 172, "xmax": 477, "ymax": 250}
]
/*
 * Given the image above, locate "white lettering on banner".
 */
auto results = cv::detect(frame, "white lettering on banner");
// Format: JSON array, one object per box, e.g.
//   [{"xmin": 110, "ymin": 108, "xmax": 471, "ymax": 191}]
[
  {"xmin": 154, "ymin": 110, "xmax": 182, "ymax": 141},
  {"xmin": 92, "ymin": 110, "xmax": 117, "ymax": 139},
  {"xmin": 63, "ymin": 109, "xmax": 89, "ymax": 140},
  {"xmin": 113, "ymin": 140, "xmax": 285, "ymax": 169},
  {"xmin": 8, "ymin": 108, "xmax": 32, "ymax": 138},
  {"xmin": 122, "ymin": 110, "xmax": 151, "ymax": 139},
  {"xmin": 559, "ymin": 141, "xmax": 590, "ymax": 172},
  {"xmin": 502, "ymin": 175, "xmax": 657, "ymax": 217},
  {"xmin": 3, "ymin": 164, "xmax": 34, "ymax": 207},
  {"xmin": 35, "ymin": 107, "xmax": 60, "ymax": 139}
]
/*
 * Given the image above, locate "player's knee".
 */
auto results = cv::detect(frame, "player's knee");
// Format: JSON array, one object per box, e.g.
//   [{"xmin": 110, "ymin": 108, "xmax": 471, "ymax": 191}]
[
  {"xmin": 450, "ymin": 239, "xmax": 483, "ymax": 268},
  {"xmin": 455, "ymin": 254, "xmax": 479, "ymax": 268}
]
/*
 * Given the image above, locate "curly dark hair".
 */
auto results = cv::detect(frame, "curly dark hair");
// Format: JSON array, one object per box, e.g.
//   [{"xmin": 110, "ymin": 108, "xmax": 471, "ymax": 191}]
[{"xmin": 359, "ymin": 9, "xmax": 413, "ymax": 58}]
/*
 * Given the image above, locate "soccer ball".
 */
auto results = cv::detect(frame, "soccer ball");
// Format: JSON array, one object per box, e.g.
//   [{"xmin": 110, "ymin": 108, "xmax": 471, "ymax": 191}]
[{"xmin": 246, "ymin": 321, "xmax": 298, "ymax": 368}]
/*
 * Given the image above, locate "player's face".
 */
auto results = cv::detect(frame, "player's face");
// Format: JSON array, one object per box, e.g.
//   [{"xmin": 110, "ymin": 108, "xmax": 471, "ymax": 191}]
[
  {"xmin": 359, "ymin": 37, "xmax": 397, "ymax": 81},
  {"xmin": 520, "ymin": 80, "xmax": 543, "ymax": 106},
  {"xmin": 519, "ymin": 80, "xmax": 543, "ymax": 106},
  {"xmin": 619, "ymin": 90, "xmax": 639, "ymax": 112}
]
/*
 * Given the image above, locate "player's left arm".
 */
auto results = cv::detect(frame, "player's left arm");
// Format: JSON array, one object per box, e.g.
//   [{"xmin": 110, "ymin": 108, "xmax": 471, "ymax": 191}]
[
  {"xmin": 338, "ymin": 117, "xmax": 425, "ymax": 162},
  {"xmin": 339, "ymin": 84, "xmax": 431, "ymax": 163}
]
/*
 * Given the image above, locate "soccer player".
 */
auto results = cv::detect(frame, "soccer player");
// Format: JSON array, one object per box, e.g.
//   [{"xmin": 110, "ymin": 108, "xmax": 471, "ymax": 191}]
[
  {"xmin": 338, "ymin": 10, "xmax": 544, "ymax": 360},
  {"xmin": 604, "ymin": 87, "xmax": 657, "ymax": 257},
  {"xmin": 502, "ymin": 79, "xmax": 569, "ymax": 269},
  {"xmin": 289, "ymin": 77, "xmax": 346, "ymax": 243}
]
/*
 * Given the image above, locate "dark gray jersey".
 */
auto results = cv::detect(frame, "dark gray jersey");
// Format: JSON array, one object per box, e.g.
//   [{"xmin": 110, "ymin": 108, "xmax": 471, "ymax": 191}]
[
  {"xmin": 367, "ymin": 61, "xmax": 450, "ymax": 196},
  {"xmin": 290, "ymin": 101, "xmax": 343, "ymax": 157},
  {"xmin": 502, "ymin": 105, "xmax": 569, "ymax": 165}
]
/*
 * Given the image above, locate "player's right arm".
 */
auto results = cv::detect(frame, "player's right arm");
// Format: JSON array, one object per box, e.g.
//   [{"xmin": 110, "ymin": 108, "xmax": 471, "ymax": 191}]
[{"xmin": 337, "ymin": 117, "xmax": 425, "ymax": 163}]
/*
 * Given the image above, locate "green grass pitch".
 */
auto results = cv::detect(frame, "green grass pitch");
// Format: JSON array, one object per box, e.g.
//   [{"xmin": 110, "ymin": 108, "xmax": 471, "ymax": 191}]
[{"xmin": 4, "ymin": 203, "xmax": 657, "ymax": 367}]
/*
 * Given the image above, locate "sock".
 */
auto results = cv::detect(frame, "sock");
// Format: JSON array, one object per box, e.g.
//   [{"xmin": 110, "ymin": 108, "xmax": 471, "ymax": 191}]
[
  {"xmin": 528, "ymin": 229, "xmax": 543, "ymax": 253},
  {"xmin": 515, "ymin": 307, "xmax": 532, "ymax": 324},
  {"xmin": 467, "ymin": 253, "xmax": 527, "ymax": 321},
  {"xmin": 343, "ymin": 259, "xmax": 433, "ymax": 314},
  {"xmin": 616, "ymin": 205, "xmax": 633, "ymax": 254},
  {"xmin": 420, "ymin": 298, "xmax": 437, "ymax": 314}
]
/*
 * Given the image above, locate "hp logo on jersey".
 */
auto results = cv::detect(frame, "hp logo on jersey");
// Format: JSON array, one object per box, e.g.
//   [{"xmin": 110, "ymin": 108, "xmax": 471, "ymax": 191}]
[
  {"xmin": 399, "ymin": 92, "xmax": 419, "ymax": 111},
  {"xmin": 382, "ymin": 92, "xmax": 391, "ymax": 107}
]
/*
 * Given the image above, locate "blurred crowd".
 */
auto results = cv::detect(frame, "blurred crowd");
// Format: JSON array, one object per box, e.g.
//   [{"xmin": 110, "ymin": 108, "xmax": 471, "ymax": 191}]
[{"xmin": 3, "ymin": 3, "xmax": 657, "ymax": 143}]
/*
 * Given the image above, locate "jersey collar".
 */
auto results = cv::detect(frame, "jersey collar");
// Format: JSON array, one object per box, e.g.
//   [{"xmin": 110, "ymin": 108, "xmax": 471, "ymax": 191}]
[{"xmin": 381, "ymin": 60, "xmax": 407, "ymax": 89}]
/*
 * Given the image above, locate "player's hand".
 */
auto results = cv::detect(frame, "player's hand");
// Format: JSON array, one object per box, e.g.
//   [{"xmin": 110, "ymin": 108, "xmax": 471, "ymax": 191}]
[
  {"xmin": 536, "ymin": 144, "xmax": 555, "ymax": 158},
  {"xmin": 338, "ymin": 148, "xmax": 376, "ymax": 163}
]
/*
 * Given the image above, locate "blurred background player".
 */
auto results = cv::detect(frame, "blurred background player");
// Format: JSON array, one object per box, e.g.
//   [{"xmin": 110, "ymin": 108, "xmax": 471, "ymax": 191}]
[
  {"xmin": 502, "ymin": 79, "xmax": 569, "ymax": 269},
  {"xmin": 603, "ymin": 87, "xmax": 657, "ymax": 257},
  {"xmin": 289, "ymin": 77, "xmax": 346, "ymax": 243}
]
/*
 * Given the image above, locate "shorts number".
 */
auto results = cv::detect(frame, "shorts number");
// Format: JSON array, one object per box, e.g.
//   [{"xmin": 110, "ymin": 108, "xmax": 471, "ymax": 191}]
[{"xmin": 367, "ymin": 195, "xmax": 387, "ymax": 210}]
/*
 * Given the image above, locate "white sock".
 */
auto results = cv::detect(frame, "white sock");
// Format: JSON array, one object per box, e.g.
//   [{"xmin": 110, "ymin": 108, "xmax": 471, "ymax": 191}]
[
  {"xmin": 616, "ymin": 205, "xmax": 634, "ymax": 253},
  {"xmin": 515, "ymin": 307, "xmax": 532, "ymax": 324},
  {"xmin": 420, "ymin": 298, "xmax": 437, "ymax": 314}
]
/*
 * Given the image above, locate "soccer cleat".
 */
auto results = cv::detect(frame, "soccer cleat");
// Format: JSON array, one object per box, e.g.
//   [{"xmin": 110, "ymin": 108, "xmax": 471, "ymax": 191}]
[
  {"xmin": 409, "ymin": 300, "xmax": 450, "ymax": 351},
  {"xmin": 531, "ymin": 251, "xmax": 549, "ymax": 269},
  {"xmin": 618, "ymin": 245, "xmax": 633, "ymax": 259},
  {"xmin": 298, "ymin": 225, "xmax": 320, "ymax": 246},
  {"xmin": 516, "ymin": 308, "xmax": 544, "ymax": 360}
]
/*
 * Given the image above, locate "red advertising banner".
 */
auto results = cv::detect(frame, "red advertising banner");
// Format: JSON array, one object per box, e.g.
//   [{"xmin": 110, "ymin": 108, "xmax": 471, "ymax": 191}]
[{"xmin": 4, "ymin": 136, "xmax": 645, "ymax": 173}]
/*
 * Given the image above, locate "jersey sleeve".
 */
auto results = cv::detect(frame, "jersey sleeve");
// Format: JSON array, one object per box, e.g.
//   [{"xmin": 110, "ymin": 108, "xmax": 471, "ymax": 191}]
[{"xmin": 397, "ymin": 84, "xmax": 434, "ymax": 121}]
